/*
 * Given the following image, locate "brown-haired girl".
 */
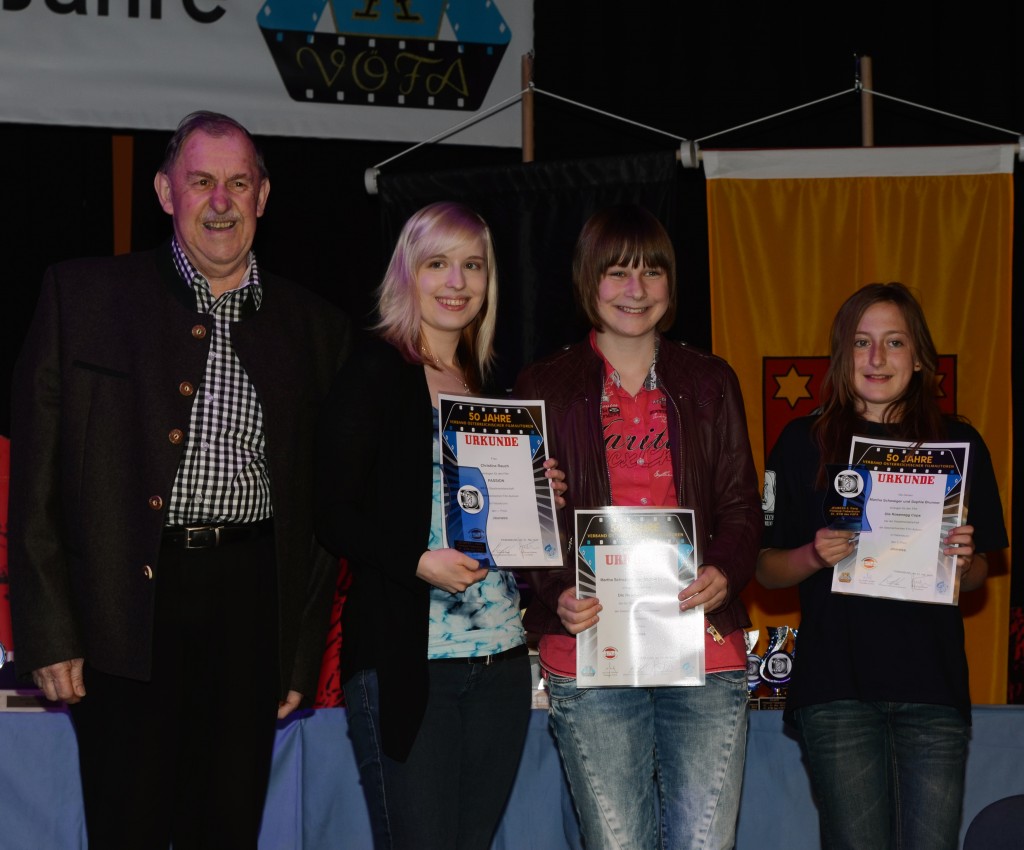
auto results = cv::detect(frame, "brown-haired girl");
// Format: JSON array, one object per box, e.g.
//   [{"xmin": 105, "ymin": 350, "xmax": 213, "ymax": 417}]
[{"xmin": 758, "ymin": 282, "xmax": 1007, "ymax": 850}]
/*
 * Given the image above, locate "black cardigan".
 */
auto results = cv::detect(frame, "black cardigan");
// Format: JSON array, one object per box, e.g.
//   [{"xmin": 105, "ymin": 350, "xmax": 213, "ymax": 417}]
[{"xmin": 315, "ymin": 334, "xmax": 437, "ymax": 761}]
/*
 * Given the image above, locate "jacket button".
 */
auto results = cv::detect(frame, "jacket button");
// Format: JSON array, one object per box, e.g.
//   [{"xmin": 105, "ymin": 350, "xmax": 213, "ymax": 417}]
[
  {"xmin": 168, "ymin": 429, "xmax": 184, "ymax": 445},
  {"xmin": 179, "ymin": 381, "xmax": 194, "ymax": 397},
  {"xmin": 148, "ymin": 495, "xmax": 163, "ymax": 510},
  {"xmin": 191, "ymin": 324, "xmax": 207, "ymax": 339},
  {"xmin": 142, "ymin": 565, "xmax": 154, "ymax": 580}
]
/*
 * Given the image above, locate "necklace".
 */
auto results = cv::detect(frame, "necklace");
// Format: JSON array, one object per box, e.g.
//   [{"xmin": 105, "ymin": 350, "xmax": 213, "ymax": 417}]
[{"xmin": 421, "ymin": 345, "xmax": 469, "ymax": 392}]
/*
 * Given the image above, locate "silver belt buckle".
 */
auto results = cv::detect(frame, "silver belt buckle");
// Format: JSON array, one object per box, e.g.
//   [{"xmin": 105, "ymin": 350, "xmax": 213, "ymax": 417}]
[{"xmin": 183, "ymin": 524, "xmax": 222, "ymax": 549}]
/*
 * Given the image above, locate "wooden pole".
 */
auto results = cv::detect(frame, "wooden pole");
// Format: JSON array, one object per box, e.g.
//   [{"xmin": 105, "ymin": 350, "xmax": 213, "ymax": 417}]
[
  {"xmin": 111, "ymin": 134, "xmax": 134, "ymax": 255},
  {"xmin": 521, "ymin": 53, "xmax": 534, "ymax": 163},
  {"xmin": 860, "ymin": 55, "xmax": 875, "ymax": 147}
]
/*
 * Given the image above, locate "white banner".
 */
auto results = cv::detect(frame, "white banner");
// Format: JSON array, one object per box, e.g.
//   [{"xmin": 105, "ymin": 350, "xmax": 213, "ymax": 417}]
[
  {"xmin": 702, "ymin": 145, "xmax": 1016, "ymax": 179},
  {"xmin": 0, "ymin": 0, "xmax": 531, "ymax": 146}
]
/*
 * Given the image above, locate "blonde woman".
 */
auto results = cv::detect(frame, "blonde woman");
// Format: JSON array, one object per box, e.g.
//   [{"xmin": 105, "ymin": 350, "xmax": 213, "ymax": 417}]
[{"xmin": 316, "ymin": 202, "xmax": 564, "ymax": 850}]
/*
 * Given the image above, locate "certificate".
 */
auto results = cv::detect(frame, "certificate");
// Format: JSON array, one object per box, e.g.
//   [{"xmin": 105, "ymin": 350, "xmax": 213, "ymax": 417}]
[
  {"xmin": 830, "ymin": 437, "xmax": 970, "ymax": 605},
  {"xmin": 439, "ymin": 395, "xmax": 562, "ymax": 569},
  {"xmin": 575, "ymin": 508, "xmax": 705, "ymax": 688}
]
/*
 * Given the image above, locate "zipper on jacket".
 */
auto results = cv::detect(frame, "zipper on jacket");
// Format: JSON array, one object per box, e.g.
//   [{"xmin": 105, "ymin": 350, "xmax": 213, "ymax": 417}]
[
  {"xmin": 706, "ymin": 622, "xmax": 725, "ymax": 645},
  {"xmin": 659, "ymin": 379, "xmax": 686, "ymax": 508},
  {"xmin": 590, "ymin": 389, "xmax": 614, "ymax": 504}
]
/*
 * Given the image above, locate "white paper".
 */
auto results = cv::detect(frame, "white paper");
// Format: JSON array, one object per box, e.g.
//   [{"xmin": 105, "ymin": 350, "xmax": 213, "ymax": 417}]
[
  {"xmin": 831, "ymin": 437, "xmax": 970, "ymax": 604},
  {"xmin": 439, "ymin": 396, "xmax": 562, "ymax": 569},
  {"xmin": 575, "ymin": 509, "xmax": 705, "ymax": 687}
]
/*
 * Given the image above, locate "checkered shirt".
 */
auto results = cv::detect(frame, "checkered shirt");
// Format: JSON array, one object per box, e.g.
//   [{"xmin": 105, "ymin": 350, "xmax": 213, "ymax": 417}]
[{"xmin": 166, "ymin": 239, "xmax": 272, "ymax": 525}]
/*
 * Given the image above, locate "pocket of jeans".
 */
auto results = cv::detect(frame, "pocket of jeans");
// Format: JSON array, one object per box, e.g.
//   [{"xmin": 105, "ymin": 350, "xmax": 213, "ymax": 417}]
[
  {"xmin": 546, "ymin": 673, "xmax": 590, "ymax": 706},
  {"xmin": 708, "ymin": 669, "xmax": 749, "ymax": 710},
  {"xmin": 708, "ymin": 669, "xmax": 746, "ymax": 687}
]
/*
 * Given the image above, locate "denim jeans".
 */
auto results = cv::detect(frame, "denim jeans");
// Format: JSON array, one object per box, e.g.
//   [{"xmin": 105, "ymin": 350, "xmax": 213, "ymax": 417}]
[
  {"xmin": 547, "ymin": 670, "xmax": 748, "ymax": 850},
  {"xmin": 344, "ymin": 656, "xmax": 531, "ymax": 850},
  {"xmin": 794, "ymin": 700, "xmax": 969, "ymax": 850}
]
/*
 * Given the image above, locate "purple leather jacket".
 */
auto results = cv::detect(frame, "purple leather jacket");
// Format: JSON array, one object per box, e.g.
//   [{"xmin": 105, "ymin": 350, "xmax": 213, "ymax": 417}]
[{"xmin": 515, "ymin": 336, "xmax": 761, "ymax": 639}]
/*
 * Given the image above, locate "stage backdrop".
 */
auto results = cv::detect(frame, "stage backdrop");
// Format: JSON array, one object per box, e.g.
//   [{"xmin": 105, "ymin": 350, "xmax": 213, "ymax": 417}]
[
  {"xmin": 706, "ymin": 145, "xmax": 1015, "ymax": 704},
  {"xmin": 0, "ymin": 0, "xmax": 530, "ymax": 145}
]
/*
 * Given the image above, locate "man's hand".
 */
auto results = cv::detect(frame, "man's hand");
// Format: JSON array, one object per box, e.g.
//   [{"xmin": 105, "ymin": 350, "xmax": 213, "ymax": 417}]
[
  {"xmin": 277, "ymin": 690, "xmax": 303, "ymax": 720},
  {"xmin": 32, "ymin": 658, "xmax": 86, "ymax": 703}
]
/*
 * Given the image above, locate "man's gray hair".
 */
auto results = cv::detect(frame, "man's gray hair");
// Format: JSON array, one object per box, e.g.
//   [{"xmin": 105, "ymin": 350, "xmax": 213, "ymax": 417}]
[{"xmin": 159, "ymin": 111, "xmax": 268, "ymax": 181}]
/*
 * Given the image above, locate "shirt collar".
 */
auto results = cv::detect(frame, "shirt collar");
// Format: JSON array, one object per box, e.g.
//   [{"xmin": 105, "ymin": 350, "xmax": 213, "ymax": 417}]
[
  {"xmin": 589, "ymin": 328, "xmax": 660, "ymax": 392},
  {"xmin": 170, "ymin": 237, "xmax": 262, "ymax": 311}
]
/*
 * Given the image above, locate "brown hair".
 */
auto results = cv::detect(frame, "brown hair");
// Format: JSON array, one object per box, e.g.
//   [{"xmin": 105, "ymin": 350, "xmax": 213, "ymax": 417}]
[
  {"xmin": 572, "ymin": 205, "xmax": 677, "ymax": 333},
  {"xmin": 813, "ymin": 282, "xmax": 947, "ymax": 481}
]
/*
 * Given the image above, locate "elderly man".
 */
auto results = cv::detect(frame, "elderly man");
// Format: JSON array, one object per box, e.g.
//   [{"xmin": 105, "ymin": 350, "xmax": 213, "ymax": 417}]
[{"xmin": 9, "ymin": 112, "xmax": 349, "ymax": 849}]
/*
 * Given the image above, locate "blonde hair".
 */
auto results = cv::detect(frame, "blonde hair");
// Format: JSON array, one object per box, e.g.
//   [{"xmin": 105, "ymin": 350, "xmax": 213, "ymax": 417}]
[{"xmin": 375, "ymin": 202, "xmax": 498, "ymax": 388}]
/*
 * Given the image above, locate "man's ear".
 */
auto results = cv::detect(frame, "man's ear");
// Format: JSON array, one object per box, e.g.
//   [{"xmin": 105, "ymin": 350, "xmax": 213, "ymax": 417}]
[
  {"xmin": 154, "ymin": 170, "xmax": 174, "ymax": 216},
  {"xmin": 256, "ymin": 178, "xmax": 270, "ymax": 218}
]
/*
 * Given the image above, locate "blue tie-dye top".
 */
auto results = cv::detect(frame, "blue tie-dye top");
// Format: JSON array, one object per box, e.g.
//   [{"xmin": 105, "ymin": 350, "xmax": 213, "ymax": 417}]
[{"xmin": 427, "ymin": 408, "xmax": 525, "ymax": 659}]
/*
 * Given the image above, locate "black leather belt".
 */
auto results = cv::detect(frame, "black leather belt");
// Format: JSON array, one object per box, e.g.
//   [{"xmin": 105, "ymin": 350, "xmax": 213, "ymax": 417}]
[
  {"xmin": 162, "ymin": 518, "xmax": 274, "ymax": 549},
  {"xmin": 429, "ymin": 644, "xmax": 528, "ymax": 666}
]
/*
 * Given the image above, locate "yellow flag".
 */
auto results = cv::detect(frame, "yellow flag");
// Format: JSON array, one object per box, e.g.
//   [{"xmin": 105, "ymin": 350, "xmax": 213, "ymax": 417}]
[{"xmin": 706, "ymin": 146, "xmax": 1014, "ymax": 703}]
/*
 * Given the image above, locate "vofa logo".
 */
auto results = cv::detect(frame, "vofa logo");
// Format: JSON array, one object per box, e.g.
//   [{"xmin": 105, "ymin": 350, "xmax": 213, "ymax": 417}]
[{"xmin": 257, "ymin": 0, "xmax": 511, "ymax": 109}]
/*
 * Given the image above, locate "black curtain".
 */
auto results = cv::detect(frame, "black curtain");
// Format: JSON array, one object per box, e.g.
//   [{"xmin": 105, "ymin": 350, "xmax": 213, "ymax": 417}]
[{"xmin": 0, "ymin": 124, "xmax": 114, "ymax": 434}]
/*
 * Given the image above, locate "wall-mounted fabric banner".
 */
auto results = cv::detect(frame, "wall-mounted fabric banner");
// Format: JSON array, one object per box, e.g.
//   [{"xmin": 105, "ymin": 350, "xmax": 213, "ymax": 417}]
[
  {"xmin": 706, "ymin": 145, "xmax": 1015, "ymax": 704},
  {"xmin": 0, "ymin": 0, "xmax": 531, "ymax": 145}
]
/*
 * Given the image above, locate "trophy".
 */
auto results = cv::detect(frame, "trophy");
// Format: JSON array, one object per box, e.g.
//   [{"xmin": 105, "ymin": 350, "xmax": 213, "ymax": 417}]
[
  {"xmin": 747, "ymin": 626, "xmax": 797, "ymax": 710},
  {"xmin": 823, "ymin": 463, "xmax": 871, "ymax": 532},
  {"xmin": 744, "ymin": 629, "xmax": 762, "ymax": 708}
]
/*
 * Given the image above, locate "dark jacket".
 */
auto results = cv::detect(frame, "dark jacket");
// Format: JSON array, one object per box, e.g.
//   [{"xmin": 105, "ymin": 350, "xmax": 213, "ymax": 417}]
[
  {"xmin": 515, "ymin": 336, "xmax": 762, "ymax": 639},
  {"xmin": 8, "ymin": 241, "xmax": 350, "ymax": 699},
  {"xmin": 315, "ymin": 335, "xmax": 436, "ymax": 761}
]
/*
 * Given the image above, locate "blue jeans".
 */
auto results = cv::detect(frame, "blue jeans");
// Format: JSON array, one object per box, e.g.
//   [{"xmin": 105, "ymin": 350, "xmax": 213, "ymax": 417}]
[
  {"xmin": 345, "ymin": 656, "xmax": 531, "ymax": 850},
  {"xmin": 794, "ymin": 700, "xmax": 969, "ymax": 850},
  {"xmin": 547, "ymin": 671, "xmax": 748, "ymax": 850}
]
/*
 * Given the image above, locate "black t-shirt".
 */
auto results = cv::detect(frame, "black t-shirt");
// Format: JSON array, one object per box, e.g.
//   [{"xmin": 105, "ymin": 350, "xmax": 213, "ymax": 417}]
[{"xmin": 763, "ymin": 416, "xmax": 1008, "ymax": 723}]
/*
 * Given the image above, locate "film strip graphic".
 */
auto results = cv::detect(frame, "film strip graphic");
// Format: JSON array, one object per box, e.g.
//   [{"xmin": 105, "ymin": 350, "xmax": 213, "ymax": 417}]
[
  {"xmin": 849, "ymin": 439, "xmax": 968, "ymax": 518},
  {"xmin": 257, "ymin": 0, "xmax": 511, "ymax": 109}
]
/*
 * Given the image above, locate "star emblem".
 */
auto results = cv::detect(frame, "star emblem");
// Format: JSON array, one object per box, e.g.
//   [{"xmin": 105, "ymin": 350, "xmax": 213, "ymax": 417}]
[{"xmin": 773, "ymin": 365, "xmax": 812, "ymax": 409}]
